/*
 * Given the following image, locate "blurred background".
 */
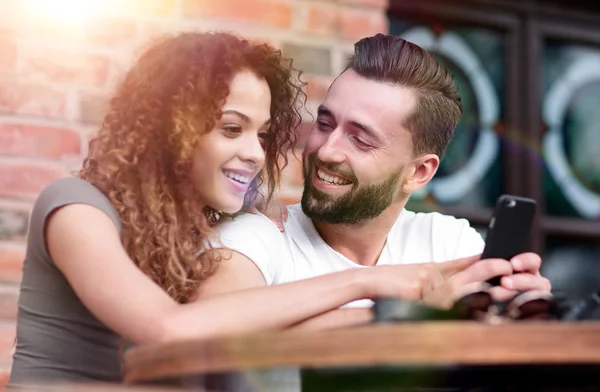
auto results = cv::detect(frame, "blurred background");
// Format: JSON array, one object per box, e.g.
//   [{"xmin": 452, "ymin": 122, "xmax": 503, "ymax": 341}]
[{"xmin": 0, "ymin": 0, "xmax": 599, "ymax": 384}]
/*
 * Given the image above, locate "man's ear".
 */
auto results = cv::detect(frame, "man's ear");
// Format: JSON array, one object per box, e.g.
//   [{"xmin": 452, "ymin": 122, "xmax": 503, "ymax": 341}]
[{"xmin": 402, "ymin": 154, "xmax": 439, "ymax": 194}]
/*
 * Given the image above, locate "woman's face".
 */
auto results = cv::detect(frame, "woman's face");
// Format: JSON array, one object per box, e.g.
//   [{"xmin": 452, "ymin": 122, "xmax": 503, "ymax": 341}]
[{"xmin": 191, "ymin": 70, "xmax": 272, "ymax": 214}]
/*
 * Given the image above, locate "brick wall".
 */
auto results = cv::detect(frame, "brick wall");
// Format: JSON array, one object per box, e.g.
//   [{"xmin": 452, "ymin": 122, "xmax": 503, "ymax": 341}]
[{"xmin": 0, "ymin": 0, "xmax": 389, "ymax": 385}]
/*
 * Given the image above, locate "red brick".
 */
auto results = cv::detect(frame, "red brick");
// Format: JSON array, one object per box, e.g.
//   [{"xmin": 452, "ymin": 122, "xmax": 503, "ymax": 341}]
[
  {"xmin": 0, "ymin": 2, "xmax": 27, "ymax": 38},
  {"xmin": 341, "ymin": 9, "xmax": 388, "ymax": 41},
  {"xmin": 0, "ymin": 202, "xmax": 30, "ymax": 241},
  {"xmin": 0, "ymin": 37, "xmax": 17, "ymax": 76},
  {"xmin": 283, "ymin": 152, "xmax": 304, "ymax": 187},
  {"xmin": 282, "ymin": 43, "xmax": 331, "ymax": 76},
  {"xmin": 106, "ymin": 60, "xmax": 130, "ymax": 91},
  {"xmin": 121, "ymin": 0, "xmax": 178, "ymax": 16},
  {"xmin": 0, "ymin": 285, "xmax": 18, "ymax": 321},
  {"xmin": 138, "ymin": 20, "xmax": 170, "ymax": 43},
  {"xmin": 0, "ymin": 123, "xmax": 81, "ymax": 159},
  {"xmin": 246, "ymin": 36, "xmax": 278, "ymax": 48},
  {"xmin": 79, "ymin": 91, "xmax": 108, "ymax": 125},
  {"xmin": 0, "ymin": 323, "xmax": 16, "ymax": 366},
  {"xmin": 28, "ymin": 18, "xmax": 83, "ymax": 45},
  {"xmin": 341, "ymin": 0, "xmax": 389, "ymax": 9},
  {"xmin": 84, "ymin": 18, "xmax": 138, "ymax": 50},
  {"xmin": 294, "ymin": 121, "xmax": 313, "ymax": 150},
  {"xmin": 0, "ymin": 160, "xmax": 66, "ymax": 199},
  {"xmin": 306, "ymin": 2, "xmax": 339, "ymax": 36},
  {"xmin": 306, "ymin": 76, "xmax": 333, "ymax": 103},
  {"xmin": 21, "ymin": 46, "xmax": 112, "ymax": 89},
  {"xmin": 0, "ymin": 244, "xmax": 24, "ymax": 283},
  {"xmin": 0, "ymin": 82, "xmax": 68, "ymax": 119},
  {"xmin": 182, "ymin": 0, "xmax": 293, "ymax": 29},
  {"xmin": 0, "ymin": 367, "xmax": 9, "ymax": 388}
]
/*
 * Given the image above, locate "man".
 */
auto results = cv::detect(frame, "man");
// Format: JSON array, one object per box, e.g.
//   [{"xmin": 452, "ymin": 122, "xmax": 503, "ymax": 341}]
[
  {"xmin": 199, "ymin": 33, "xmax": 551, "ymax": 325},
  {"xmin": 195, "ymin": 32, "xmax": 551, "ymax": 392}
]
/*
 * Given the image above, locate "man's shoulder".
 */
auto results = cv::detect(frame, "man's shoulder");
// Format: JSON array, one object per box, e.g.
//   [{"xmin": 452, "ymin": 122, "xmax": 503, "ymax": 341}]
[
  {"xmin": 399, "ymin": 208, "xmax": 474, "ymax": 229},
  {"xmin": 396, "ymin": 208, "xmax": 485, "ymax": 260},
  {"xmin": 286, "ymin": 203, "xmax": 304, "ymax": 221},
  {"xmin": 396, "ymin": 208, "xmax": 484, "ymax": 247},
  {"xmin": 283, "ymin": 203, "xmax": 315, "ymax": 237}
]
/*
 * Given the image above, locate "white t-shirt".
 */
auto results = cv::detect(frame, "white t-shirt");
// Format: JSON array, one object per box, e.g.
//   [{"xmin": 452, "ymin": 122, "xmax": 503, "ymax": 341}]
[
  {"xmin": 216, "ymin": 203, "xmax": 485, "ymax": 307},
  {"xmin": 213, "ymin": 204, "xmax": 486, "ymax": 391}
]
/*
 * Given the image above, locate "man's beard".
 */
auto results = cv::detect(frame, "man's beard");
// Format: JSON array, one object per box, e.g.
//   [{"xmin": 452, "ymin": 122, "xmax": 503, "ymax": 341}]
[{"xmin": 301, "ymin": 152, "xmax": 401, "ymax": 225}]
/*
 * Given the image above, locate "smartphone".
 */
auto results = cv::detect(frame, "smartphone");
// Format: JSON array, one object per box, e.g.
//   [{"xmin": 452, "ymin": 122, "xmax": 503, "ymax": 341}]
[{"xmin": 481, "ymin": 195, "xmax": 537, "ymax": 286}]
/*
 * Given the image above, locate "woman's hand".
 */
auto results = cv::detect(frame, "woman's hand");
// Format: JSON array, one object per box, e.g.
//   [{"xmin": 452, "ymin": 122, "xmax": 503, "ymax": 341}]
[
  {"xmin": 362, "ymin": 255, "xmax": 482, "ymax": 304},
  {"xmin": 363, "ymin": 252, "xmax": 550, "ymax": 310}
]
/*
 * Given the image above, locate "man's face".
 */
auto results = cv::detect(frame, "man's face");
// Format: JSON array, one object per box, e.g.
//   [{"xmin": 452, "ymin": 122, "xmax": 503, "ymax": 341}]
[{"xmin": 301, "ymin": 69, "xmax": 419, "ymax": 225}]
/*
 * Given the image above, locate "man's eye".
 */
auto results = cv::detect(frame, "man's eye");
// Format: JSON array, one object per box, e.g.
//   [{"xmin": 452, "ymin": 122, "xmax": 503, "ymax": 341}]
[{"xmin": 353, "ymin": 136, "xmax": 372, "ymax": 149}]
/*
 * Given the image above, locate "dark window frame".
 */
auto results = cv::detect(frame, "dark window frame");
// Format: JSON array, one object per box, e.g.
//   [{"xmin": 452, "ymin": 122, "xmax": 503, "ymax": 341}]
[{"xmin": 388, "ymin": 0, "xmax": 600, "ymax": 254}]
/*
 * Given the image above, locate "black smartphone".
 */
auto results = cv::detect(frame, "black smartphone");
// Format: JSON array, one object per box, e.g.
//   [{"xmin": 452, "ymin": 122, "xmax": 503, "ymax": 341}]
[{"xmin": 481, "ymin": 194, "xmax": 537, "ymax": 286}]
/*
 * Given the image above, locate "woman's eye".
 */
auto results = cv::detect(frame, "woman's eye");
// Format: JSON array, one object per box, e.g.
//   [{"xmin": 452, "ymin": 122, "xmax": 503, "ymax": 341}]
[
  {"xmin": 258, "ymin": 132, "xmax": 271, "ymax": 147},
  {"xmin": 222, "ymin": 126, "xmax": 242, "ymax": 137},
  {"xmin": 316, "ymin": 121, "xmax": 332, "ymax": 132}
]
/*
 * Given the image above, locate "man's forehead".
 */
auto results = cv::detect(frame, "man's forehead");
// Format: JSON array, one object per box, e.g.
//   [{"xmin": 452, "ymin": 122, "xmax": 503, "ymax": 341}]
[{"xmin": 323, "ymin": 70, "xmax": 417, "ymax": 130}]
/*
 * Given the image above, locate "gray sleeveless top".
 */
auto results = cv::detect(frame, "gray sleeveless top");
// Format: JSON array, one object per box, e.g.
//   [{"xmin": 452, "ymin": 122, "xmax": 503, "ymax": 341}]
[
  {"xmin": 8, "ymin": 177, "xmax": 297, "ymax": 391},
  {"xmin": 9, "ymin": 177, "xmax": 123, "ymax": 385}
]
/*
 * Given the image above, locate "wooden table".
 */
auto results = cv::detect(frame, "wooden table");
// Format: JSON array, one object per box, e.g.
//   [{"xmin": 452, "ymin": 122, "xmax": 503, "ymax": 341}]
[
  {"xmin": 123, "ymin": 321, "xmax": 600, "ymax": 391},
  {"xmin": 6, "ymin": 384, "xmax": 192, "ymax": 391}
]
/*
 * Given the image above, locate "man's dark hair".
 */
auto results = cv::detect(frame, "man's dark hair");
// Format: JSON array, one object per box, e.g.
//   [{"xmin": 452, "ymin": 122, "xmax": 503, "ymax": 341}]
[{"xmin": 345, "ymin": 33, "xmax": 462, "ymax": 158}]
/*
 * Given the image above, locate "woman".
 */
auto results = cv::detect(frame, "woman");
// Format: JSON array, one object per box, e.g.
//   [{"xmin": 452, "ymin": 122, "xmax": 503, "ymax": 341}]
[{"xmin": 9, "ymin": 31, "xmax": 456, "ymax": 386}]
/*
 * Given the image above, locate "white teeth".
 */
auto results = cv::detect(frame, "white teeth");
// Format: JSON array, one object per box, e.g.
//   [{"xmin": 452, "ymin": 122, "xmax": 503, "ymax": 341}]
[
  {"xmin": 317, "ymin": 169, "xmax": 351, "ymax": 185},
  {"xmin": 224, "ymin": 171, "xmax": 250, "ymax": 184}
]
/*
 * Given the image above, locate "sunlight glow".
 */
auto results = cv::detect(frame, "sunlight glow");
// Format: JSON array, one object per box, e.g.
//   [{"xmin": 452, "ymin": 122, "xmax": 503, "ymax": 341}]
[{"xmin": 20, "ymin": 0, "xmax": 124, "ymax": 22}]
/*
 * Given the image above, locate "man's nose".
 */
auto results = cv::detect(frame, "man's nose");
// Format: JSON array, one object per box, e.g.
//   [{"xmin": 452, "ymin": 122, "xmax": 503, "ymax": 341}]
[{"xmin": 316, "ymin": 128, "xmax": 346, "ymax": 164}]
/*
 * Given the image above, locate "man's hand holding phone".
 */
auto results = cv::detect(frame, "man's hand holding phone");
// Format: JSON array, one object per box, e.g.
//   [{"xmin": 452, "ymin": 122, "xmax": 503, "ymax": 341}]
[
  {"xmin": 482, "ymin": 252, "xmax": 551, "ymax": 301},
  {"xmin": 499, "ymin": 252, "xmax": 551, "ymax": 293},
  {"xmin": 435, "ymin": 252, "xmax": 551, "ymax": 303},
  {"xmin": 381, "ymin": 195, "xmax": 553, "ymax": 313}
]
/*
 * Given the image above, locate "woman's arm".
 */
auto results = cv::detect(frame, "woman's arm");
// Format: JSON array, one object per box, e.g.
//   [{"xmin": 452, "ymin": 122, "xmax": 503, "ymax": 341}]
[
  {"xmin": 287, "ymin": 308, "xmax": 374, "ymax": 331},
  {"xmin": 47, "ymin": 203, "xmax": 372, "ymax": 345}
]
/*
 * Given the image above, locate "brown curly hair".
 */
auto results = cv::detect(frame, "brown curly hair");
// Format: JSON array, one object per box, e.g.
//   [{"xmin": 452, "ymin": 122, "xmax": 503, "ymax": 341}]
[{"xmin": 78, "ymin": 31, "xmax": 305, "ymax": 303}]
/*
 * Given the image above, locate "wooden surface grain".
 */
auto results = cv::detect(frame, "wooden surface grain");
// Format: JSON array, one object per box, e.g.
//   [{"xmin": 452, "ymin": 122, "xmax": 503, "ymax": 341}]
[
  {"xmin": 7, "ymin": 384, "xmax": 192, "ymax": 391},
  {"xmin": 123, "ymin": 321, "xmax": 600, "ymax": 383}
]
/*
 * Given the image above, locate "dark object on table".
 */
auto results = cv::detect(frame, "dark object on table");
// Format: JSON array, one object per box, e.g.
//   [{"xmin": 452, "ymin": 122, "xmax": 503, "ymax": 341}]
[
  {"xmin": 374, "ymin": 288, "xmax": 559, "ymax": 324},
  {"xmin": 373, "ymin": 298, "xmax": 471, "ymax": 323},
  {"xmin": 560, "ymin": 290, "xmax": 600, "ymax": 321}
]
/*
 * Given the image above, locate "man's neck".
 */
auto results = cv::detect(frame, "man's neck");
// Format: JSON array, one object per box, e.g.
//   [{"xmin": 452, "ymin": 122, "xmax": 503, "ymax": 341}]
[{"xmin": 312, "ymin": 201, "xmax": 406, "ymax": 267}]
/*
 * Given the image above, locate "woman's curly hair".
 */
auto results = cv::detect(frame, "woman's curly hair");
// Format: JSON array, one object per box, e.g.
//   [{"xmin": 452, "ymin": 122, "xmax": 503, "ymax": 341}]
[{"xmin": 78, "ymin": 31, "xmax": 305, "ymax": 303}]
